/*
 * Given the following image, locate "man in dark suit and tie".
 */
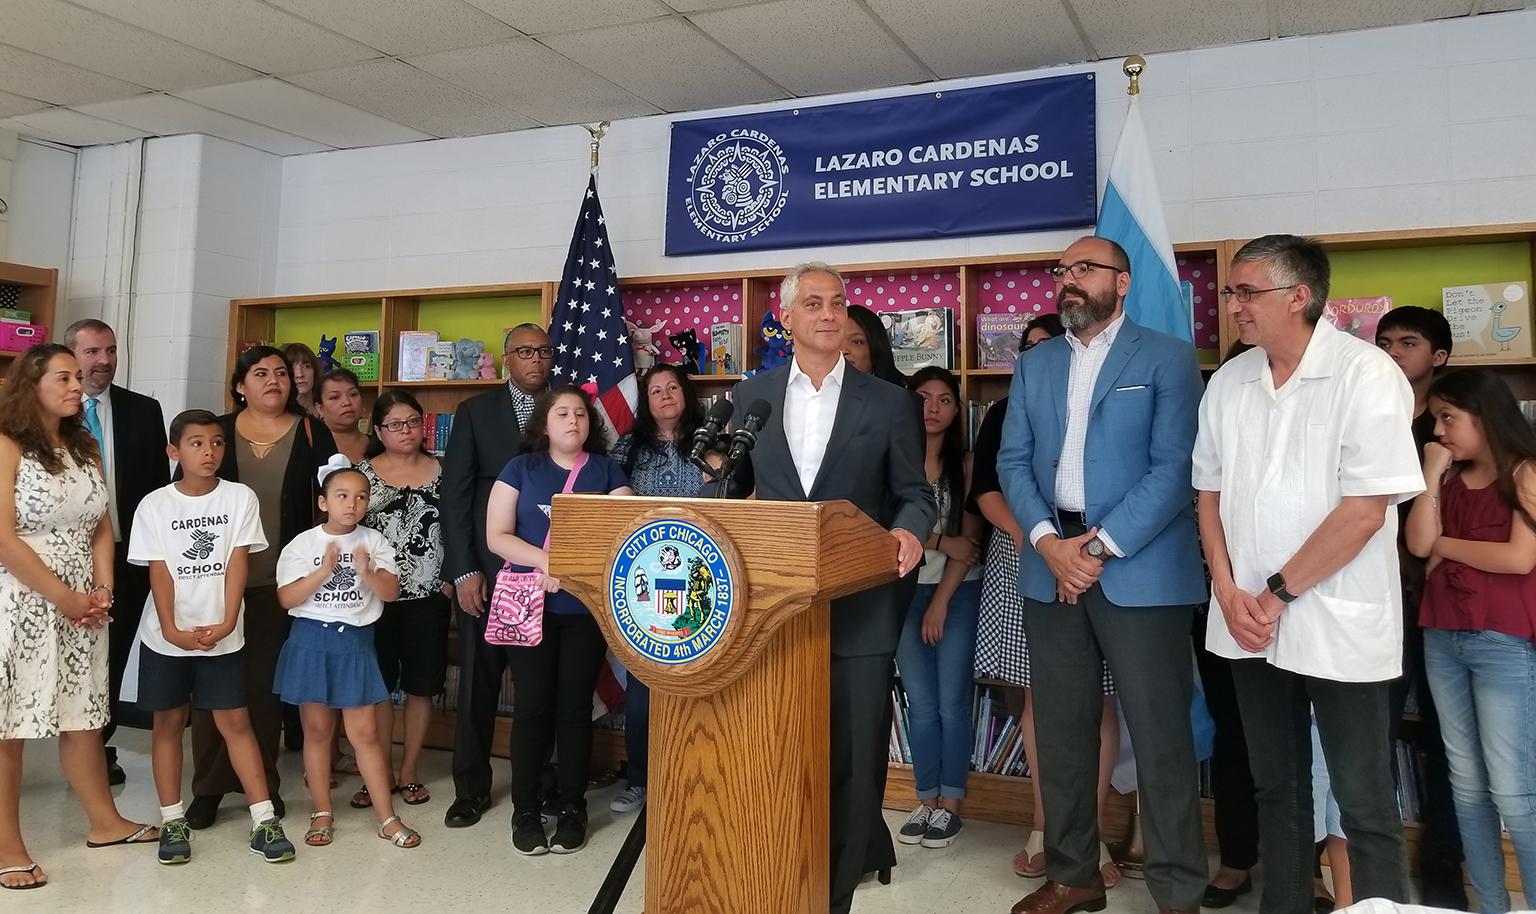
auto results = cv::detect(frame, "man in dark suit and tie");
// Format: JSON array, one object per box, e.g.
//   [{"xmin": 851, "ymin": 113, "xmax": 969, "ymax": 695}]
[
  {"xmin": 997, "ymin": 236, "xmax": 1208, "ymax": 914},
  {"xmin": 731, "ymin": 264, "xmax": 934, "ymax": 914},
  {"xmin": 439, "ymin": 322, "xmax": 552, "ymax": 828},
  {"xmin": 66, "ymin": 318, "xmax": 170, "ymax": 786}
]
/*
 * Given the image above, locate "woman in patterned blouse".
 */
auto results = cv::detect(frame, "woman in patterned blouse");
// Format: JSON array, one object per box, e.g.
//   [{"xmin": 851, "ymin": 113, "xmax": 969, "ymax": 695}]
[{"xmin": 607, "ymin": 364, "xmax": 711, "ymax": 814}]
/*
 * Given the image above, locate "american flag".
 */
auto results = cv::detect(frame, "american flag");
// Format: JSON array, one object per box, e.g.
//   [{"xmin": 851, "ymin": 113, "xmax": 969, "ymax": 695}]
[{"xmin": 548, "ymin": 175, "xmax": 637, "ymax": 437}]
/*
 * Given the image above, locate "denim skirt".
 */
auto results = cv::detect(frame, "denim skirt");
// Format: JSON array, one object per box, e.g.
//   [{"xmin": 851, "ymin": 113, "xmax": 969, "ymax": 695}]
[{"xmin": 273, "ymin": 617, "xmax": 389, "ymax": 709}]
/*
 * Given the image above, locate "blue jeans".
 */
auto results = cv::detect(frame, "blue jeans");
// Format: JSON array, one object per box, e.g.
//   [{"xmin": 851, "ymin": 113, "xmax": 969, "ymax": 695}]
[
  {"xmin": 894, "ymin": 578, "xmax": 981, "ymax": 800},
  {"xmin": 1424, "ymin": 628, "xmax": 1536, "ymax": 913}
]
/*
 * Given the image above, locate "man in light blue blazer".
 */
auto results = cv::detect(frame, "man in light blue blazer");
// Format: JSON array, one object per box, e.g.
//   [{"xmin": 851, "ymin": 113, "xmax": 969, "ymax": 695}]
[{"xmin": 997, "ymin": 236, "xmax": 1207, "ymax": 914}]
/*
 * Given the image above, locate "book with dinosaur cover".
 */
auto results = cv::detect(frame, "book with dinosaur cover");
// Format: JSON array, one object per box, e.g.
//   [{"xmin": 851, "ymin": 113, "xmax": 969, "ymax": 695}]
[{"xmin": 1443, "ymin": 282, "xmax": 1532, "ymax": 363}]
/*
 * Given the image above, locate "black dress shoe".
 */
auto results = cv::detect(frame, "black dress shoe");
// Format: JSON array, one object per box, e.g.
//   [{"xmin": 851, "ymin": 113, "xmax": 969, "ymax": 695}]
[
  {"xmin": 106, "ymin": 761, "xmax": 127, "ymax": 786},
  {"xmin": 444, "ymin": 796, "xmax": 490, "ymax": 828},
  {"xmin": 1202, "ymin": 874, "xmax": 1253, "ymax": 909},
  {"xmin": 185, "ymin": 794, "xmax": 222, "ymax": 830}
]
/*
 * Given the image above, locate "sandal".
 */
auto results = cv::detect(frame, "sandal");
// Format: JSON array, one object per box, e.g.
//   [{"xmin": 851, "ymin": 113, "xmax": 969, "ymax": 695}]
[
  {"xmin": 350, "ymin": 784, "xmax": 401, "ymax": 809},
  {"xmin": 399, "ymin": 782, "xmax": 431, "ymax": 805},
  {"xmin": 1013, "ymin": 830, "xmax": 1047, "ymax": 878},
  {"xmin": 86, "ymin": 823, "xmax": 158, "ymax": 848},
  {"xmin": 0, "ymin": 863, "xmax": 47, "ymax": 890},
  {"xmin": 333, "ymin": 753, "xmax": 360, "ymax": 776},
  {"xmin": 305, "ymin": 812, "xmax": 334, "ymax": 847},
  {"xmin": 1099, "ymin": 842, "xmax": 1121, "ymax": 889},
  {"xmin": 377, "ymin": 815, "xmax": 420, "ymax": 849}
]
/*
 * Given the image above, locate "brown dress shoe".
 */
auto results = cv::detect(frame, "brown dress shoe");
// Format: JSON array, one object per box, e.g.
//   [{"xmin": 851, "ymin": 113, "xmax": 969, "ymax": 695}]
[{"xmin": 1010, "ymin": 879, "xmax": 1108, "ymax": 914}]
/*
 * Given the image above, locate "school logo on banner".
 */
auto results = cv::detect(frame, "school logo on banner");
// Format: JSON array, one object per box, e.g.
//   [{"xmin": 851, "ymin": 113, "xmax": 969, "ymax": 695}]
[
  {"xmin": 609, "ymin": 514, "xmax": 739, "ymax": 665},
  {"xmin": 666, "ymin": 73, "xmax": 1097, "ymax": 255}
]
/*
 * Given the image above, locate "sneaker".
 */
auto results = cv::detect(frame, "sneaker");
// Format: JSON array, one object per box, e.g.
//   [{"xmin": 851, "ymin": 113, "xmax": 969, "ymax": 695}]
[
  {"xmin": 550, "ymin": 808, "xmax": 588, "ymax": 854},
  {"xmin": 249, "ymin": 819, "xmax": 296, "ymax": 863},
  {"xmin": 512, "ymin": 812, "xmax": 549, "ymax": 856},
  {"xmin": 897, "ymin": 804, "xmax": 932, "ymax": 845},
  {"xmin": 609, "ymin": 785, "xmax": 646, "ymax": 814},
  {"xmin": 920, "ymin": 809, "xmax": 962, "ymax": 848},
  {"xmin": 158, "ymin": 818, "xmax": 192, "ymax": 865}
]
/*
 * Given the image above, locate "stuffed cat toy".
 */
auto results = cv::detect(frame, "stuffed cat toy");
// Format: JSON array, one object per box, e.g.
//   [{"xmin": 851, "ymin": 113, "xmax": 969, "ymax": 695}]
[
  {"xmin": 316, "ymin": 334, "xmax": 341, "ymax": 374},
  {"xmin": 749, "ymin": 310, "xmax": 793, "ymax": 375},
  {"xmin": 668, "ymin": 328, "xmax": 702, "ymax": 376}
]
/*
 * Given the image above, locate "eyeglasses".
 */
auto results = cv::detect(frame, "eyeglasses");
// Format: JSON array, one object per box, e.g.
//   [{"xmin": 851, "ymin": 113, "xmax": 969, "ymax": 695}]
[
  {"xmin": 1047, "ymin": 261, "xmax": 1124, "ymax": 281},
  {"xmin": 380, "ymin": 416, "xmax": 424, "ymax": 432},
  {"xmin": 507, "ymin": 346, "xmax": 555, "ymax": 360},
  {"xmin": 1219, "ymin": 285, "xmax": 1297, "ymax": 305}
]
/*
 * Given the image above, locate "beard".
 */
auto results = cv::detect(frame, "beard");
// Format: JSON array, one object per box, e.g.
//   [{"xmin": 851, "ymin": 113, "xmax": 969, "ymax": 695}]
[{"xmin": 1057, "ymin": 285, "xmax": 1117, "ymax": 332}]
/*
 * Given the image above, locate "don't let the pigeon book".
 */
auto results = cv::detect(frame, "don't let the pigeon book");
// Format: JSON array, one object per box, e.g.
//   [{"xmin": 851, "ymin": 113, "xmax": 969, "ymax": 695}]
[{"xmin": 1444, "ymin": 281, "xmax": 1533, "ymax": 363}]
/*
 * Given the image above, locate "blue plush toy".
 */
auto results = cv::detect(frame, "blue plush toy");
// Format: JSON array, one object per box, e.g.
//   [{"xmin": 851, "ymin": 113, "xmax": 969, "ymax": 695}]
[
  {"xmin": 316, "ymin": 334, "xmax": 341, "ymax": 373},
  {"xmin": 749, "ymin": 309, "xmax": 793, "ymax": 375}
]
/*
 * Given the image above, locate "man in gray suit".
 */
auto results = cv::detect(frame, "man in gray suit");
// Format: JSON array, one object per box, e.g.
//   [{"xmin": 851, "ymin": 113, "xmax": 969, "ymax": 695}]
[{"xmin": 731, "ymin": 262, "xmax": 934, "ymax": 914}]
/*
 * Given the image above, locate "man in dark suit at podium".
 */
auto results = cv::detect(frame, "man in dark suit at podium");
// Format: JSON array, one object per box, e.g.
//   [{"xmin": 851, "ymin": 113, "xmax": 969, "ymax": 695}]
[
  {"xmin": 66, "ymin": 318, "xmax": 170, "ymax": 786},
  {"xmin": 440, "ymin": 322, "xmax": 551, "ymax": 828},
  {"xmin": 731, "ymin": 263, "xmax": 934, "ymax": 914}
]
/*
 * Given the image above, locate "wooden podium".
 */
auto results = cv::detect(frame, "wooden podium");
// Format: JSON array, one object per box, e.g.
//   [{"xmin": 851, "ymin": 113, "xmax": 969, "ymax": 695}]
[{"xmin": 550, "ymin": 495, "xmax": 900, "ymax": 914}]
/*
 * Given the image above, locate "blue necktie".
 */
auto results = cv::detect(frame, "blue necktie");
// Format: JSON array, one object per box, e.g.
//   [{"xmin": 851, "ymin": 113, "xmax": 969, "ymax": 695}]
[{"xmin": 85, "ymin": 397, "xmax": 107, "ymax": 471}]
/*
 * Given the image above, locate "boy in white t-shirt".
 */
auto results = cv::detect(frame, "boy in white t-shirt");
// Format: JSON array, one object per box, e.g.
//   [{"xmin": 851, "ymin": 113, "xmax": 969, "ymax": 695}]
[{"xmin": 128, "ymin": 410, "xmax": 295, "ymax": 866}]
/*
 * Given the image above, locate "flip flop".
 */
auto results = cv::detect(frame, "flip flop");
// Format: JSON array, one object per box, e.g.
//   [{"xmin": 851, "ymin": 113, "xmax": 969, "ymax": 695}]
[
  {"xmin": 0, "ymin": 863, "xmax": 47, "ymax": 890},
  {"xmin": 350, "ymin": 784, "xmax": 400, "ymax": 809},
  {"xmin": 399, "ymin": 783, "xmax": 431, "ymax": 805},
  {"xmin": 86, "ymin": 823, "xmax": 158, "ymax": 848}
]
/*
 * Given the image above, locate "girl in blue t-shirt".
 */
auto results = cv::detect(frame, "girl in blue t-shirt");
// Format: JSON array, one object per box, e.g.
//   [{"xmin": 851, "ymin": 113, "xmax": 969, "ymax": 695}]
[{"xmin": 485, "ymin": 384, "xmax": 631, "ymax": 857}]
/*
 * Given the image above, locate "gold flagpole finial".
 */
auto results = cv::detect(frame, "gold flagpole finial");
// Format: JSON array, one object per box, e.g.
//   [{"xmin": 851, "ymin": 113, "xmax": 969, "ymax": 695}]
[
  {"xmin": 1123, "ymin": 55, "xmax": 1146, "ymax": 97},
  {"xmin": 585, "ymin": 121, "xmax": 611, "ymax": 175}
]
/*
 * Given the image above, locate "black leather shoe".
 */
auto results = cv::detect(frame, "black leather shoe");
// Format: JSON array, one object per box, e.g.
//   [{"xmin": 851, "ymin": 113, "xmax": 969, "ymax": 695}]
[
  {"xmin": 1202, "ymin": 874, "xmax": 1252, "ymax": 909},
  {"xmin": 185, "ymin": 794, "xmax": 222, "ymax": 830},
  {"xmin": 106, "ymin": 761, "xmax": 127, "ymax": 786},
  {"xmin": 444, "ymin": 796, "xmax": 490, "ymax": 828}
]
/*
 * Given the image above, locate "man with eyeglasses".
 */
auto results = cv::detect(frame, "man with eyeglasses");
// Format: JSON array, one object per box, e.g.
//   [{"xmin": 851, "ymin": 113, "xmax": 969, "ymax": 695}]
[
  {"xmin": 997, "ymin": 236, "xmax": 1208, "ymax": 914},
  {"xmin": 1194, "ymin": 234, "xmax": 1418, "ymax": 913},
  {"xmin": 439, "ymin": 321, "xmax": 553, "ymax": 828}
]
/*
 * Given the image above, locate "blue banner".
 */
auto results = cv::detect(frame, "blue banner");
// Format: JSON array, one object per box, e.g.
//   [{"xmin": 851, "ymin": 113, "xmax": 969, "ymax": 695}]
[{"xmin": 664, "ymin": 74, "xmax": 1097, "ymax": 256}]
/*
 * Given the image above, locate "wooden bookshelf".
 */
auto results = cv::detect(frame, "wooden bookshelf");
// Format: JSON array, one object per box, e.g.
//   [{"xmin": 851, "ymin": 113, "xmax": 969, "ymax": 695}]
[{"xmin": 0, "ymin": 260, "xmax": 58, "ymax": 366}]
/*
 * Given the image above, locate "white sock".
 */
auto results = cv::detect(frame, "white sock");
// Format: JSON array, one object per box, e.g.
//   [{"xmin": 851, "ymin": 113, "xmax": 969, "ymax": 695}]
[
  {"xmin": 161, "ymin": 802, "xmax": 186, "ymax": 823},
  {"xmin": 249, "ymin": 800, "xmax": 276, "ymax": 826}
]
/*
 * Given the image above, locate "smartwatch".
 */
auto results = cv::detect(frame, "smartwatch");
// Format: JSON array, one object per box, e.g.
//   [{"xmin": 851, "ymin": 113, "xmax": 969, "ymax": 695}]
[
  {"xmin": 1266, "ymin": 572, "xmax": 1298, "ymax": 604},
  {"xmin": 1085, "ymin": 536, "xmax": 1107, "ymax": 558}
]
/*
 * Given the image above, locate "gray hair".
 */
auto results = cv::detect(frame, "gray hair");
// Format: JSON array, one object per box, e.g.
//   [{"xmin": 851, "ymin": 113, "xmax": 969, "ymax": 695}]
[
  {"xmin": 778, "ymin": 262, "xmax": 846, "ymax": 314},
  {"xmin": 1232, "ymin": 234, "xmax": 1331, "ymax": 324},
  {"xmin": 63, "ymin": 318, "xmax": 115, "ymax": 350}
]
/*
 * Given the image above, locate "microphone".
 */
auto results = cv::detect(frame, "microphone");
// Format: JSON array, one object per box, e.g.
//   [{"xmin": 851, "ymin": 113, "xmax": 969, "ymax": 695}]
[
  {"xmin": 714, "ymin": 400, "xmax": 772, "ymax": 497},
  {"xmin": 689, "ymin": 398, "xmax": 734, "ymax": 468}
]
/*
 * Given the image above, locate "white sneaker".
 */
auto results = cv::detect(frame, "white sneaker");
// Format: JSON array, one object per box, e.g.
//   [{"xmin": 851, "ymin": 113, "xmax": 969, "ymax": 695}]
[
  {"xmin": 897, "ymin": 804, "xmax": 932, "ymax": 845},
  {"xmin": 609, "ymin": 785, "xmax": 646, "ymax": 814}
]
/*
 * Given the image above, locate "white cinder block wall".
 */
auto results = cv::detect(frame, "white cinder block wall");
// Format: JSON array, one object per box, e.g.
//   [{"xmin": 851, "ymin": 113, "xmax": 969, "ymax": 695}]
[{"xmin": 61, "ymin": 10, "xmax": 1536, "ymax": 413}]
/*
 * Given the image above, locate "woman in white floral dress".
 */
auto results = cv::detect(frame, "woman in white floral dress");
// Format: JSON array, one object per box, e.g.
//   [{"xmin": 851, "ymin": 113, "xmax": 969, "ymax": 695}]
[{"xmin": 0, "ymin": 344, "xmax": 157, "ymax": 890}]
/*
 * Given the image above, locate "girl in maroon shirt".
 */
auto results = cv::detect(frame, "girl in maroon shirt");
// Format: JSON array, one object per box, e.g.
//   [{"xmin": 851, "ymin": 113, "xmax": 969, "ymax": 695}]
[{"xmin": 1404, "ymin": 368, "xmax": 1536, "ymax": 912}]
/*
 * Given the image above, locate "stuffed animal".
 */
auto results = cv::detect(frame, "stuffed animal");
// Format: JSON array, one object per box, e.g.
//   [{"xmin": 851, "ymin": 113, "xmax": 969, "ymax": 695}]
[
  {"xmin": 477, "ymin": 352, "xmax": 497, "ymax": 379},
  {"xmin": 625, "ymin": 318, "xmax": 666, "ymax": 372},
  {"xmin": 316, "ymin": 335, "xmax": 341, "ymax": 373},
  {"xmin": 669, "ymin": 328, "xmax": 702, "ymax": 376},
  {"xmin": 750, "ymin": 310, "xmax": 793, "ymax": 374},
  {"xmin": 451, "ymin": 338, "xmax": 484, "ymax": 380}
]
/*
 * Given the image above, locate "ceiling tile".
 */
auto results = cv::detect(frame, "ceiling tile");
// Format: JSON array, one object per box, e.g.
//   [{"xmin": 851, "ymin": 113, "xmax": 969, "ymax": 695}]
[
  {"xmin": 69, "ymin": 0, "xmax": 381, "ymax": 74},
  {"xmin": 288, "ymin": 59, "xmax": 537, "ymax": 137},
  {"xmin": 0, "ymin": 43, "xmax": 149, "ymax": 106},
  {"xmin": 176, "ymin": 78, "xmax": 431, "ymax": 148},
  {"xmin": 1276, "ymin": 0, "xmax": 1472, "ymax": 35},
  {"xmin": 543, "ymin": 18, "xmax": 786, "ymax": 110},
  {"xmin": 867, "ymin": 0, "xmax": 1089, "ymax": 78},
  {"xmin": 266, "ymin": 0, "xmax": 522, "ymax": 56},
  {"xmin": 408, "ymin": 38, "xmax": 661, "ymax": 125},
  {"xmin": 463, "ymin": 0, "xmax": 671, "ymax": 34},
  {"xmin": 692, "ymin": 0, "xmax": 931, "ymax": 96},
  {"xmin": 0, "ymin": 108, "xmax": 151, "ymax": 146},
  {"xmin": 74, "ymin": 94, "xmax": 332, "ymax": 155},
  {"xmin": 0, "ymin": 0, "xmax": 258, "ymax": 90},
  {"xmin": 1067, "ymin": 0, "xmax": 1269, "ymax": 57},
  {"xmin": 0, "ymin": 91, "xmax": 50, "ymax": 119}
]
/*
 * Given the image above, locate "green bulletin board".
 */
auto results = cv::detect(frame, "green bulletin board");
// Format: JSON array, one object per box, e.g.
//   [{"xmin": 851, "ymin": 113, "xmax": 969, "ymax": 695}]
[{"xmin": 1328, "ymin": 242, "xmax": 1533, "ymax": 311}]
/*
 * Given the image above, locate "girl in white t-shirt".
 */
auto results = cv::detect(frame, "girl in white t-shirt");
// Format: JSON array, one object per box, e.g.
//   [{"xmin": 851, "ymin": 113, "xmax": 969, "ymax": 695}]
[{"xmin": 273, "ymin": 455, "xmax": 418, "ymax": 850}]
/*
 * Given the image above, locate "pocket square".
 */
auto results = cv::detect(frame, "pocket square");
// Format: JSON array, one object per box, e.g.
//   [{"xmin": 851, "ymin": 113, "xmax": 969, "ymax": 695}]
[{"xmin": 1114, "ymin": 384, "xmax": 1149, "ymax": 391}]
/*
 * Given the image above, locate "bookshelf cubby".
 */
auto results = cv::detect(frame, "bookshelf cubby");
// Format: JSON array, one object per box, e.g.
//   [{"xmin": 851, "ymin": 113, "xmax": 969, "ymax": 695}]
[{"xmin": 0, "ymin": 260, "xmax": 58, "ymax": 368}]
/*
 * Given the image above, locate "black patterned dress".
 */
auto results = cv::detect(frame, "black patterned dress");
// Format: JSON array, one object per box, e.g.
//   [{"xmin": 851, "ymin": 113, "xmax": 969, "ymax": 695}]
[
  {"xmin": 358, "ymin": 459, "xmax": 444, "ymax": 598},
  {"xmin": 0, "ymin": 451, "xmax": 111, "ymax": 738}
]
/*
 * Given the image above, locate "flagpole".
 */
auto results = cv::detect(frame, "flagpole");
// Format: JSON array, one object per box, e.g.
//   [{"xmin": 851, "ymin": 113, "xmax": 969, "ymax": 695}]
[
  {"xmin": 585, "ymin": 120, "xmax": 611, "ymax": 177},
  {"xmin": 1122, "ymin": 54, "xmax": 1145, "ymax": 96}
]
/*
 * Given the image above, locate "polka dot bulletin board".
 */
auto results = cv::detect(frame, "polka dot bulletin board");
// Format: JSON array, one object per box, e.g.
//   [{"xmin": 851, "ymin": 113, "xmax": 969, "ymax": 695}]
[{"xmin": 620, "ymin": 281, "xmax": 743, "ymax": 366}]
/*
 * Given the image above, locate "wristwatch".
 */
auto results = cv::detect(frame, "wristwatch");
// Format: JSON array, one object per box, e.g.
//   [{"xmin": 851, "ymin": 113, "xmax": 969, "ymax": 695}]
[
  {"xmin": 1084, "ymin": 536, "xmax": 1107, "ymax": 558},
  {"xmin": 1266, "ymin": 572, "xmax": 1299, "ymax": 604}
]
